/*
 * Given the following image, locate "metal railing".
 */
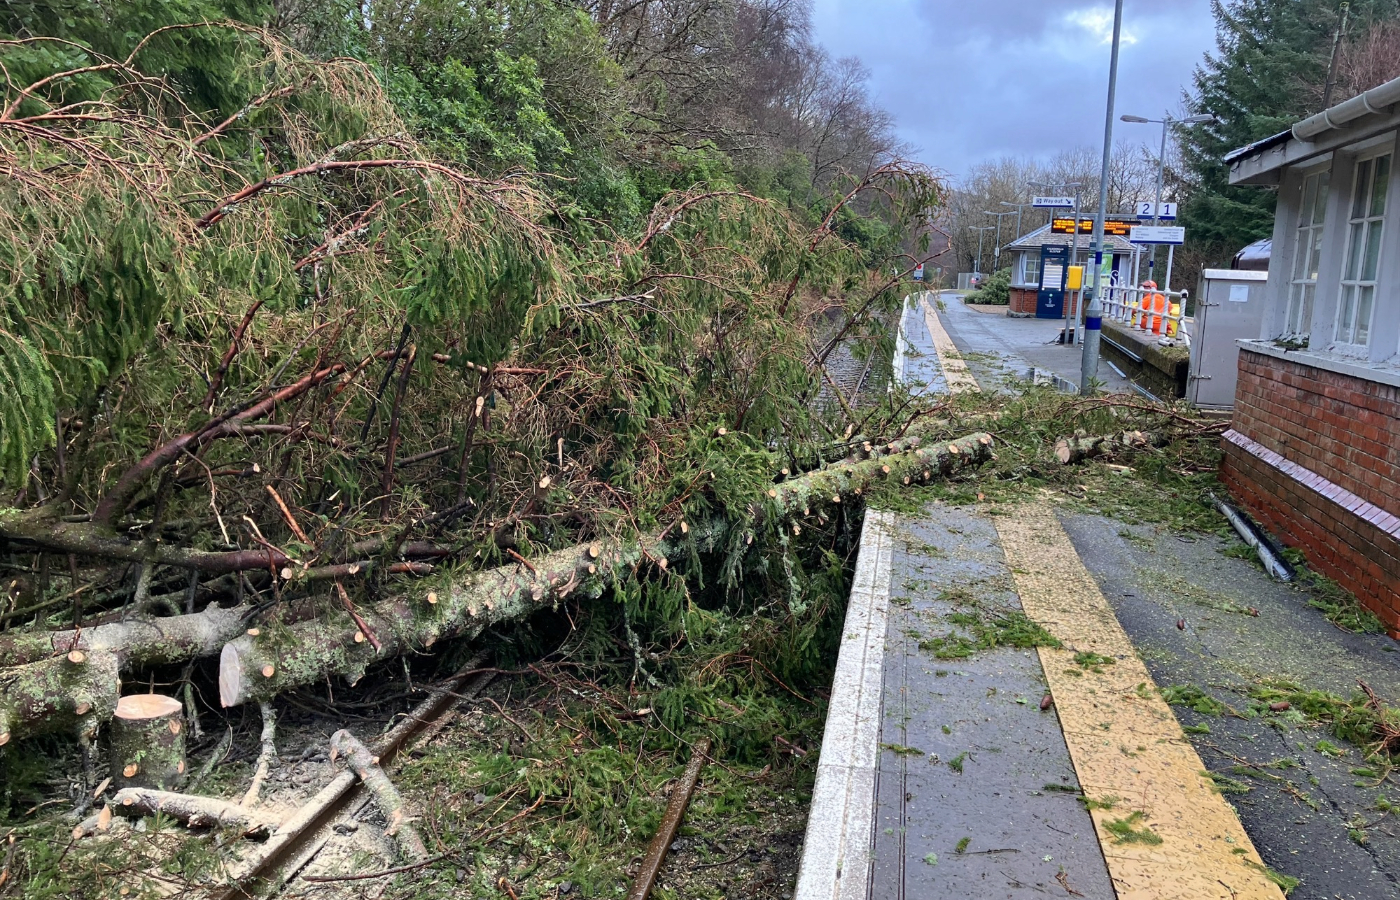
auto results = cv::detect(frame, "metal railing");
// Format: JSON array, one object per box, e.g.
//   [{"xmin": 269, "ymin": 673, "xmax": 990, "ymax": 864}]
[{"xmin": 1099, "ymin": 284, "xmax": 1190, "ymax": 343}]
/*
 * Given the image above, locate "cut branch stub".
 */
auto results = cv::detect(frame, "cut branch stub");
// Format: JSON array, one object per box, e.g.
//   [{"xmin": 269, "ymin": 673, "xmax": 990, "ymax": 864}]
[
  {"xmin": 0, "ymin": 650, "xmax": 118, "ymax": 746},
  {"xmin": 218, "ymin": 433, "xmax": 993, "ymax": 709},
  {"xmin": 109, "ymin": 694, "xmax": 186, "ymax": 791}
]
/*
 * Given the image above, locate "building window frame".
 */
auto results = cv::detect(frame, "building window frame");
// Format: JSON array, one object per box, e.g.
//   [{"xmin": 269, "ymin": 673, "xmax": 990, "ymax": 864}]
[
  {"xmin": 1334, "ymin": 150, "xmax": 1391, "ymax": 353},
  {"xmin": 1285, "ymin": 166, "xmax": 1329, "ymax": 341},
  {"xmin": 1022, "ymin": 254, "xmax": 1040, "ymax": 286}
]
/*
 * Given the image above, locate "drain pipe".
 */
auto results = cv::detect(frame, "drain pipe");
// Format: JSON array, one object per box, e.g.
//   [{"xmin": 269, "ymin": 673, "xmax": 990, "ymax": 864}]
[{"xmin": 1211, "ymin": 494, "xmax": 1294, "ymax": 581}]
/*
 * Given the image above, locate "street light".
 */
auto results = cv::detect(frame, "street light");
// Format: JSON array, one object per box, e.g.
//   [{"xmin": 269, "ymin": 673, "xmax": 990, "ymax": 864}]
[
  {"xmin": 983, "ymin": 210, "xmax": 1018, "ymax": 272},
  {"xmin": 1000, "ymin": 200, "xmax": 1031, "ymax": 242},
  {"xmin": 969, "ymin": 225, "xmax": 995, "ymax": 276},
  {"xmin": 1080, "ymin": 0, "xmax": 1125, "ymax": 396},
  {"xmin": 1120, "ymin": 112, "xmax": 1216, "ymax": 291}
]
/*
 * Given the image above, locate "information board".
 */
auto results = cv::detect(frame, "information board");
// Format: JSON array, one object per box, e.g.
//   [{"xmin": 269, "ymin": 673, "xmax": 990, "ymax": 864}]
[
  {"xmin": 1129, "ymin": 225, "xmax": 1186, "ymax": 245},
  {"xmin": 1050, "ymin": 217, "xmax": 1138, "ymax": 236},
  {"xmin": 1036, "ymin": 245, "xmax": 1070, "ymax": 319}
]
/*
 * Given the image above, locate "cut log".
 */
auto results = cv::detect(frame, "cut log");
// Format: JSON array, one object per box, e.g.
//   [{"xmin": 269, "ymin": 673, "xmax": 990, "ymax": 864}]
[
  {"xmin": 0, "ymin": 650, "xmax": 118, "ymax": 746},
  {"xmin": 328, "ymin": 729, "xmax": 427, "ymax": 861},
  {"xmin": 109, "ymin": 787, "xmax": 282, "ymax": 836},
  {"xmin": 1054, "ymin": 430, "xmax": 1162, "ymax": 465},
  {"xmin": 218, "ymin": 432, "xmax": 994, "ymax": 708},
  {"xmin": 109, "ymin": 694, "xmax": 187, "ymax": 790}
]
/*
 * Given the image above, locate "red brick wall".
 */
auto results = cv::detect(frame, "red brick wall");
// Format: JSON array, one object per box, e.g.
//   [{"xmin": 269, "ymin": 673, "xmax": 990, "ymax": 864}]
[
  {"xmin": 1232, "ymin": 349, "xmax": 1400, "ymax": 515},
  {"xmin": 1222, "ymin": 349, "xmax": 1400, "ymax": 633},
  {"xmin": 1008, "ymin": 287, "xmax": 1080, "ymax": 317}
]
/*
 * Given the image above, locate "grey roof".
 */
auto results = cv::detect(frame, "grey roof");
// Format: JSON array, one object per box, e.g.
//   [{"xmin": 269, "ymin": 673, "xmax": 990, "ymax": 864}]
[
  {"xmin": 1004, "ymin": 223, "xmax": 1139, "ymax": 254},
  {"xmin": 1223, "ymin": 130, "xmax": 1290, "ymax": 164}
]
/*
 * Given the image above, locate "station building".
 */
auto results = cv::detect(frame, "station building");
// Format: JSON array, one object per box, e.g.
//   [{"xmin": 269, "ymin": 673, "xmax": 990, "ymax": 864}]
[{"xmin": 1224, "ymin": 74, "xmax": 1400, "ymax": 633}]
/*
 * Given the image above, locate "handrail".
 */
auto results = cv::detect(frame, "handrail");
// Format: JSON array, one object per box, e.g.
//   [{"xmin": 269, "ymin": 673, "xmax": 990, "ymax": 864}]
[{"xmin": 1097, "ymin": 284, "xmax": 1190, "ymax": 345}]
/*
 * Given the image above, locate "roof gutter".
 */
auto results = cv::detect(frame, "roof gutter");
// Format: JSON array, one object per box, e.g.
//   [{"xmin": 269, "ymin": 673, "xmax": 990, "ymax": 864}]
[{"xmin": 1292, "ymin": 75, "xmax": 1400, "ymax": 141}]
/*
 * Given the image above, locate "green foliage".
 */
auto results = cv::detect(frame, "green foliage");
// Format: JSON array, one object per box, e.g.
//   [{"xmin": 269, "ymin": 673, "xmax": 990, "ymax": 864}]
[
  {"xmin": 1180, "ymin": 0, "xmax": 1400, "ymax": 261},
  {"xmin": 918, "ymin": 586, "xmax": 1062, "ymax": 660},
  {"xmin": 967, "ymin": 267, "xmax": 1012, "ymax": 305},
  {"xmin": 1162, "ymin": 684, "xmax": 1230, "ymax": 716},
  {"xmin": 1102, "ymin": 811, "xmax": 1163, "ymax": 845},
  {"xmin": 1247, "ymin": 680, "xmax": 1400, "ymax": 758}
]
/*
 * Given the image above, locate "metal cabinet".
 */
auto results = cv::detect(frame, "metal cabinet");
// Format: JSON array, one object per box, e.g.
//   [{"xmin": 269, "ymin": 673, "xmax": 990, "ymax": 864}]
[{"xmin": 1187, "ymin": 269, "xmax": 1269, "ymax": 408}]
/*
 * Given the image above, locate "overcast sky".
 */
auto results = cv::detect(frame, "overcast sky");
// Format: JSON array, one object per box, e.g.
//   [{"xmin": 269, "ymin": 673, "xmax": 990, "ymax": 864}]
[{"xmin": 811, "ymin": 0, "xmax": 1218, "ymax": 180}]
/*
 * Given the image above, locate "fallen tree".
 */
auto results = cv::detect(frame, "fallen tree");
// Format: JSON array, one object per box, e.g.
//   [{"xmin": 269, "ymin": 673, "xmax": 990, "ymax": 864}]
[{"xmin": 0, "ymin": 433, "xmax": 992, "ymax": 741}]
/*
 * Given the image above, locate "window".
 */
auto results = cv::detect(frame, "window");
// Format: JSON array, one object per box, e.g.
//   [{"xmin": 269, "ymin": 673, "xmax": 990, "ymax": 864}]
[
  {"xmin": 1023, "ymin": 255, "xmax": 1040, "ymax": 286},
  {"xmin": 1286, "ymin": 169, "xmax": 1328, "ymax": 338},
  {"xmin": 1336, "ymin": 153, "xmax": 1390, "ymax": 349}
]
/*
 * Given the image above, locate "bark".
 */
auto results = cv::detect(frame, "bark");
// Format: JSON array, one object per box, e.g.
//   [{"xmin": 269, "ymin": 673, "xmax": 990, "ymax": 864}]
[
  {"xmin": 109, "ymin": 787, "xmax": 282, "ymax": 836},
  {"xmin": 1, "ymin": 432, "xmax": 993, "ymax": 742},
  {"xmin": 329, "ymin": 729, "xmax": 427, "ymax": 861},
  {"xmin": 241, "ymin": 702, "xmax": 277, "ymax": 807},
  {"xmin": 0, "ymin": 650, "xmax": 119, "ymax": 745},
  {"xmin": 109, "ymin": 693, "xmax": 187, "ymax": 790},
  {"xmin": 217, "ymin": 432, "xmax": 993, "ymax": 708},
  {"xmin": 1053, "ymin": 430, "xmax": 1162, "ymax": 465},
  {"xmin": 0, "ymin": 601, "xmax": 250, "ymax": 670}
]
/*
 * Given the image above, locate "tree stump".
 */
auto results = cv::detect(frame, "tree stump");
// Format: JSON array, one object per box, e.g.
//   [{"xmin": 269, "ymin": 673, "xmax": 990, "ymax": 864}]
[{"xmin": 109, "ymin": 694, "xmax": 187, "ymax": 790}]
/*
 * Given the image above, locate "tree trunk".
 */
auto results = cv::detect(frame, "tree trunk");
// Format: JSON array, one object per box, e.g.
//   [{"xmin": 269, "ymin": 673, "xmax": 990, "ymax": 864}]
[
  {"xmin": 0, "ymin": 602, "xmax": 250, "ymax": 670},
  {"xmin": 0, "ymin": 650, "xmax": 118, "ymax": 746},
  {"xmin": 109, "ymin": 694, "xmax": 187, "ymax": 790},
  {"xmin": 2, "ymin": 432, "xmax": 994, "ymax": 741},
  {"xmin": 218, "ymin": 433, "xmax": 993, "ymax": 707},
  {"xmin": 1054, "ymin": 430, "xmax": 1160, "ymax": 465}
]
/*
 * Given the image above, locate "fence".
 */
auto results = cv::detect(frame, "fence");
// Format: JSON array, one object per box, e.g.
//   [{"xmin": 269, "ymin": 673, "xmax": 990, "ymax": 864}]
[{"xmin": 1098, "ymin": 283, "xmax": 1190, "ymax": 344}]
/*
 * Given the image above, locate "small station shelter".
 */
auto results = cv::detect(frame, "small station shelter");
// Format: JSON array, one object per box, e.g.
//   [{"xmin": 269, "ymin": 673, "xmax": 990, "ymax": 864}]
[{"xmin": 1004, "ymin": 218, "xmax": 1141, "ymax": 318}]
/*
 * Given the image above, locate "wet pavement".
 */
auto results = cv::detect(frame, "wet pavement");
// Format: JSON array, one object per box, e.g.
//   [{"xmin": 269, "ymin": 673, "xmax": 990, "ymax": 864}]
[
  {"xmin": 1066, "ymin": 512, "xmax": 1400, "ymax": 900},
  {"xmin": 800, "ymin": 293, "xmax": 1400, "ymax": 900},
  {"xmin": 871, "ymin": 507, "xmax": 1114, "ymax": 899}
]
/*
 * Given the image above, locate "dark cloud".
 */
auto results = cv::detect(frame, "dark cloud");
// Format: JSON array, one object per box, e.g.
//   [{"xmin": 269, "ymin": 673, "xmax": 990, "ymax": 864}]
[{"xmin": 812, "ymin": 0, "xmax": 1217, "ymax": 177}]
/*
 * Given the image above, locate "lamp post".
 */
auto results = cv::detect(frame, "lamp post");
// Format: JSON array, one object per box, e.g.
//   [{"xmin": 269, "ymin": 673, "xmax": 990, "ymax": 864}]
[
  {"xmin": 1028, "ymin": 180, "xmax": 1083, "ymax": 343},
  {"xmin": 999, "ymin": 201, "xmax": 1031, "ymax": 242},
  {"xmin": 983, "ymin": 210, "xmax": 1018, "ymax": 273},
  {"xmin": 970, "ymin": 226, "xmax": 995, "ymax": 276},
  {"xmin": 1079, "ymin": 0, "xmax": 1125, "ymax": 396},
  {"xmin": 1120, "ymin": 112, "xmax": 1214, "ymax": 291}
]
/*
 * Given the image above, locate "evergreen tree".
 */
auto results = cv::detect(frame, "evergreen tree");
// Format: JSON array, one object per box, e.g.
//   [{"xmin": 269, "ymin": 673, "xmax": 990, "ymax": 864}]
[{"xmin": 1179, "ymin": 0, "xmax": 1400, "ymax": 258}]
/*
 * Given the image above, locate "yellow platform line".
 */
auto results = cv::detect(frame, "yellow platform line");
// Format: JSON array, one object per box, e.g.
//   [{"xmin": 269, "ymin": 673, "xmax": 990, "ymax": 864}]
[
  {"xmin": 919, "ymin": 293, "xmax": 980, "ymax": 393},
  {"xmin": 995, "ymin": 504, "xmax": 1283, "ymax": 900}
]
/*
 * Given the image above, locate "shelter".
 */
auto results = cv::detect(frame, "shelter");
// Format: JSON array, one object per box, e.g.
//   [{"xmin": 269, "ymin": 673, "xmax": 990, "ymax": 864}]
[
  {"xmin": 1002, "ymin": 221, "xmax": 1140, "ymax": 318},
  {"xmin": 1224, "ymin": 74, "xmax": 1400, "ymax": 633}
]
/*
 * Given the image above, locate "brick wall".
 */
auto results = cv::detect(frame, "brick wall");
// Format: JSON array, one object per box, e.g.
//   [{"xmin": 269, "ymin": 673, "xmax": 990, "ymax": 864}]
[
  {"xmin": 1222, "ymin": 348, "xmax": 1400, "ymax": 634},
  {"xmin": 1008, "ymin": 287, "xmax": 1080, "ymax": 318},
  {"xmin": 1232, "ymin": 349, "xmax": 1400, "ymax": 514}
]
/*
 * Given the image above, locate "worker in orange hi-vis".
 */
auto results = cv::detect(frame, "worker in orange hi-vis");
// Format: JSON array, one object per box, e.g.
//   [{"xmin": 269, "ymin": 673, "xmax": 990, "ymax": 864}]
[{"xmin": 1139, "ymin": 280, "xmax": 1166, "ymax": 334}]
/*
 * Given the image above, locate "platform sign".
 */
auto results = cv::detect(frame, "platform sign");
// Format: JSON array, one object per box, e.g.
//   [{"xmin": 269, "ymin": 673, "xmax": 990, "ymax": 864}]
[
  {"xmin": 1135, "ymin": 202, "xmax": 1178, "ymax": 220},
  {"xmin": 1130, "ymin": 225, "xmax": 1186, "ymax": 245},
  {"xmin": 1033, "ymin": 196, "xmax": 1075, "ymax": 208}
]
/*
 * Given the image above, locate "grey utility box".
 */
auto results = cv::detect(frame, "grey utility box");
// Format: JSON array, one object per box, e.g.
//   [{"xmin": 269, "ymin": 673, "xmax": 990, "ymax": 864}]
[{"xmin": 1187, "ymin": 268, "xmax": 1269, "ymax": 408}]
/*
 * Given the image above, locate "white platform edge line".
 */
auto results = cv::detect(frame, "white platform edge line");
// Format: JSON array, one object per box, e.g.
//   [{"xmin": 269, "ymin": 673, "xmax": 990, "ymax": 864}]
[{"xmin": 793, "ymin": 509, "xmax": 896, "ymax": 900}]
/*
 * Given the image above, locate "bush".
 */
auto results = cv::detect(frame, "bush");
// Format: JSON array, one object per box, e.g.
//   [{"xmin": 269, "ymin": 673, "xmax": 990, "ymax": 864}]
[{"xmin": 967, "ymin": 267, "xmax": 1011, "ymax": 305}]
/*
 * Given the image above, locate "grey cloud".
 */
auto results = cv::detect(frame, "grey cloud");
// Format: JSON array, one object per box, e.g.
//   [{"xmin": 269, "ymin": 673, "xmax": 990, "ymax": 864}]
[{"xmin": 812, "ymin": 0, "xmax": 1217, "ymax": 178}]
